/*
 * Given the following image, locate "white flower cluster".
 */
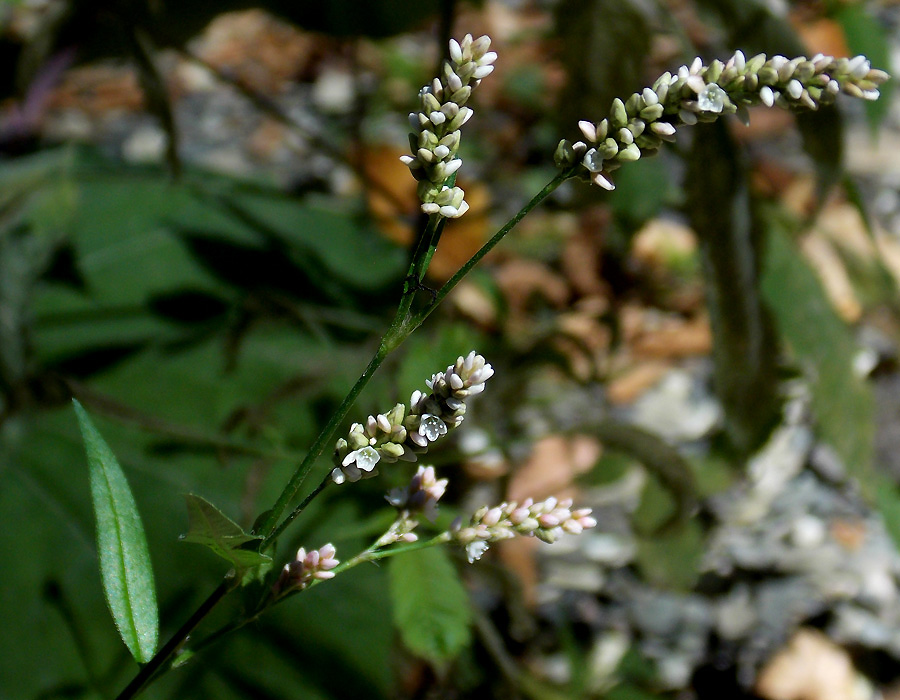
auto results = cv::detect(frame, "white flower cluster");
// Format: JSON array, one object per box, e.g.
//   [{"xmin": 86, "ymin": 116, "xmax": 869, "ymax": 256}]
[
  {"xmin": 386, "ymin": 465, "xmax": 448, "ymax": 523},
  {"xmin": 452, "ymin": 496, "xmax": 598, "ymax": 563},
  {"xmin": 273, "ymin": 543, "xmax": 338, "ymax": 596},
  {"xmin": 401, "ymin": 34, "xmax": 497, "ymax": 219},
  {"xmin": 556, "ymin": 51, "xmax": 889, "ymax": 190},
  {"xmin": 331, "ymin": 352, "xmax": 494, "ymax": 484}
]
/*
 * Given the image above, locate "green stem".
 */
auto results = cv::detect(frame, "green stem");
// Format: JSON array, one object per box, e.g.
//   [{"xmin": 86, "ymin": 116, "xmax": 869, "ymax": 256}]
[
  {"xmin": 256, "ymin": 340, "xmax": 393, "ymax": 542},
  {"xmin": 411, "ymin": 170, "xmax": 573, "ymax": 327},
  {"xmin": 115, "ymin": 169, "xmax": 575, "ymax": 698},
  {"xmin": 308, "ymin": 533, "xmax": 452, "ymax": 590},
  {"xmin": 259, "ymin": 171, "xmax": 573, "ymax": 543},
  {"xmin": 115, "ymin": 578, "xmax": 234, "ymax": 700},
  {"xmin": 184, "ymin": 533, "xmax": 452, "ymax": 658},
  {"xmin": 262, "ymin": 472, "xmax": 331, "ymax": 547}
]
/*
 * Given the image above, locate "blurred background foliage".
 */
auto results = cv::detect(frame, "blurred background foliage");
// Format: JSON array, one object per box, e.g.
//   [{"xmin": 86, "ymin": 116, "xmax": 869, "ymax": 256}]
[{"xmin": 3, "ymin": 0, "xmax": 900, "ymax": 698}]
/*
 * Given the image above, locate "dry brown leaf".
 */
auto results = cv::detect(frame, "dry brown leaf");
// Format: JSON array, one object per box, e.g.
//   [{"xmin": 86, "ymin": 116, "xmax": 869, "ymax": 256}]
[
  {"xmin": 791, "ymin": 15, "xmax": 852, "ymax": 58},
  {"xmin": 47, "ymin": 65, "xmax": 145, "ymax": 115},
  {"xmin": 561, "ymin": 227, "xmax": 606, "ymax": 297},
  {"xmin": 814, "ymin": 201, "xmax": 878, "ymax": 262},
  {"xmin": 631, "ymin": 218, "xmax": 697, "ymax": 268},
  {"xmin": 800, "ymin": 234, "xmax": 862, "ymax": 322},
  {"xmin": 498, "ymin": 536, "xmax": 541, "ymax": 606},
  {"xmin": 607, "ymin": 361, "xmax": 671, "ymax": 405},
  {"xmin": 362, "ymin": 144, "xmax": 490, "ymax": 282},
  {"xmin": 494, "ymin": 258, "xmax": 570, "ymax": 313},
  {"xmin": 247, "ymin": 118, "xmax": 289, "ymax": 161},
  {"xmin": 507, "ymin": 434, "xmax": 601, "ymax": 503},
  {"xmin": 876, "ymin": 232, "xmax": 900, "ymax": 289},
  {"xmin": 756, "ymin": 628, "xmax": 871, "ymax": 700},
  {"xmin": 781, "ymin": 174, "xmax": 818, "ymax": 218},
  {"xmin": 449, "ymin": 280, "xmax": 498, "ymax": 329},
  {"xmin": 629, "ymin": 315, "xmax": 712, "ymax": 359},
  {"xmin": 553, "ymin": 309, "xmax": 612, "ymax": 380},
  {"xmin": 361, "ymin": 144, "xmax": 419, "ymax": 245},
  {"xmin": 192, "ymin": 10, "xmax": 316, "ymax": 92},
  {"xmin": 425, "ymin": 182, "xmax": 491, "ymax": 282}
]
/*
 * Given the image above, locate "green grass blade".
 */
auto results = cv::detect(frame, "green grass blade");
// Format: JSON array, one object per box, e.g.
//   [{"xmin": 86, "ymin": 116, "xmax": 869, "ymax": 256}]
[{"xmin": 73, "ymin": 399, "xmax": 159, "ymax": 663}]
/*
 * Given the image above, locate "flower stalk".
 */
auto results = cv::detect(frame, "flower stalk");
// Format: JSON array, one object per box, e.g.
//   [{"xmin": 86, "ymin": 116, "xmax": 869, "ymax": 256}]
[
  {"xmin": 114, "ymin": 37, "xmax": 889, "ymax": 700},
  {"xmin": 556, "ymin": 51, "xmax": 890, "ymax": 190}
]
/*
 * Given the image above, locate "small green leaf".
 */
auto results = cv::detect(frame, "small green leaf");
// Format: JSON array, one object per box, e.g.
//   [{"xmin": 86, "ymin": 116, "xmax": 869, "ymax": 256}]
[
  {"xmin": 73, "ymin": 399, "xmax": 158, "ymax": 663},
  {"xmin": 181, "ymin": 494, "xmax": 271, "ymax": 569},
  {"xmin": 388, "ymin": 547, "xmax": 471, "ymax": 665},
  {"xmin": 760, "ymin": 218, "xmax": 874, "ymax": 493},
  {"xmin": 634, "ymin": 485, "xmax": 704, "ymax": 591}
]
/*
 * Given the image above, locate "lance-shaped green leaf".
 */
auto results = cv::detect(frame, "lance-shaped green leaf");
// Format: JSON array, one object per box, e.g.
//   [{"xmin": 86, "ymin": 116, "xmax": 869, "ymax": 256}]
[
  {"xmin": 180, "ymin": 494, "xmax": 271, "ymax": 569},
  {"xmin": 687, "ymin": 120, "xmax": 782, "ymax": 455},
  {"xmin": 760, "ymin": 216, "xmax": 874, "ymax": 493},
  {"xmin": 73, "ymin": 399, "xmax": 158, "ymax": 663},
  {"xmin": 388, "ymin": 547, "xmax": 471, "ymax": 665}
]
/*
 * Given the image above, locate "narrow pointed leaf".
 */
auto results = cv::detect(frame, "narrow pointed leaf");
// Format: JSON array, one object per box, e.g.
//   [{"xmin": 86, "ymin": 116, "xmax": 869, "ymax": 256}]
[
  {"xmin": 181, "ymin": 494, "xmax": 271, "ymax": 569},
  {"xmin": 687, "ymin": 120, "xmax": 781, "ymax": 454},
  {"xmin": 73, "ymin": 399, "xmax": 158, "ymax": 663},
  {"xmin": 388, "ymin": 547, "xmax": 471, "ymax": 665},
  {"xmin": 760, "ymin": 219, "xmax": 874, "ymax": 493}
]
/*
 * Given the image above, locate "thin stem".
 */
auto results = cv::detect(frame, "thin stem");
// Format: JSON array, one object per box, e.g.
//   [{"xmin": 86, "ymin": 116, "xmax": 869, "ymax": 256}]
[
  {"xmin": 115, "ymin": 578, "xmax": 234, "ymax": 700},
  {"xmin": 310, "ymin": 533, "xmax": 452, "ymax": 588},
  {"xmin": 257, "ymin": 341, "xmax": 392, "ymax": 542},
  {"xmin": 115, "ymin": 169, "xmax": 574, "ymax": 698},
  {"xmin": 182, "ymin": 532, "xmax": 452, "ymax": 659},
  {"xmin": 262, "ymin": 471, "xmax": 331, "ymax": 546},
  {"xmin": 411, "ymin": 170, "xmax": 574, "ymax": 327}
]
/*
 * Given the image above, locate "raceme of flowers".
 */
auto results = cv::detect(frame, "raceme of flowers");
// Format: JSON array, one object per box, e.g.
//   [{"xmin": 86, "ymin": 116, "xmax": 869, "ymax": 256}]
[
  {"xmin": 555, "ymin": 52, "xmax": 890, "ymax": 190},
  {"xmin": 379, "ymin": 466, "xmax": 597, "ymax": 561},
  {"xmin": 401, "ymin": 34, "xmax": 497, "ymax": 219},
  {"xmin": 371, "ymin": 465, "xmax": 450, "ymax": 547},
  {"xmin": 331, "ymin": 352, "xmax": 494, "ymax": 484},
  {"xmin": 451, "ymin": 496, "xmax": 598, "ymax": 563},
  {"xmin": 386, "ymin": 464, "xmax": 448, "ymax": 523},
  {"xmin": 273, "ymin": 543, "xmax": 339, "ymax": 597}
]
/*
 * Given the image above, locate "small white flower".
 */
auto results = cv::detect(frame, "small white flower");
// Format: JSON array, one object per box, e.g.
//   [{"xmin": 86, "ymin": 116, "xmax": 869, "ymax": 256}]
[
  {"xmin": 419, "ymin": 414, "xmax": 448, "ymax": 442},
  {"xmin": 697, "ymin": 83, "xmax": 727, "ymax": 113},
  {"xmin": 343, "ymin": 445, "xmax": 380, "ymax": 472},
  {"xmin": 466, "ymin": 540, "xmax": 490, "ymax": 563}
]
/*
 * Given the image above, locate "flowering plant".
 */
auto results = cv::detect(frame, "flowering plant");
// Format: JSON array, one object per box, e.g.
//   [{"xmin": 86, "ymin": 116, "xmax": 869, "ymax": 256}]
[{"xmin": 66, "ymin": 31, "xmax": 888, "ymax": 700}]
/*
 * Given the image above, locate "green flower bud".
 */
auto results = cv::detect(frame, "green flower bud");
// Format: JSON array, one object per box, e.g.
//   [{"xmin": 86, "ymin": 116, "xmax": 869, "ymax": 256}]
[
  {"xmin": 554, "ymin": 139, "xmax": 576, "ymax": 167},
  {"xmin": 617, "ymin": 143, "xmax": 641, "ymax": 162},
  {"xmin": 610, "ymin": 98, "xmax": 628, "ymax": 128},
  {"xmin": 636, "ymin": 133, "xmax": 662, "ymax": 150},
  {"xmin": 706, "ymin": 59, "xmax": 724, "ymax": 83},
  {"xmin": 598, "ymin": 137, "xmax": 619, "ymax": 159},
  {"xmin": 625, "ymin": 93, "xmax": 642, "ymax": 116},
  {"xmin": 746, "ymin": 53, "xmax": 767, "ymax": 74},
  {"xmin": 795, "ymin": 61, "xmax": 815, "ymax": 82},
  {"xmin": 640, "ymin": 104, "xmax": 665, "ymax": 121},
  {"xmin": 596, "ymin": 119, "xmax": 610, "ymax": 140},
  {"xmin": 627, "ymin": 119, "xmax": 646, "ymax": 137},
  {"xmin": 758, "ymin": 66, "xmax": 779, "ymax": 85},
  {"xmin": 380, "ymin": 442, "xmax": 406, "ymax": 460},
  {"xmin": 421, "ymin": 92, "xmax": 441, "ymax": 113}
]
